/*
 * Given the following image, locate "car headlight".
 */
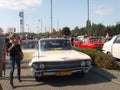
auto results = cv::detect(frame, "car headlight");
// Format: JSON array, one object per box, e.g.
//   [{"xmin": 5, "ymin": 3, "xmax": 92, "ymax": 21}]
[
  {"xmin": 39, "ymin": 63, "xmax": 45, "ymax": 69},
  {"xmin": 32, "ymin": 63, "xmax": 39, "ymax": 69},
  {"xmin": 86, "ymin": 61, "xmax": 91, "ymax": 66},
  {"xmin": 80, "ymin": 61, "xmax": 86, "ymax": 66},
  {"xmin": 32, "ymin": 63, "xmax": 45, "ymax": 69}
]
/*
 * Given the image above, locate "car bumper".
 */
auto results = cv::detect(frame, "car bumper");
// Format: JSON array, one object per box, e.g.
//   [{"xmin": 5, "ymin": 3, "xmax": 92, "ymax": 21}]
[{"xmin": 31, "ymin": 66, "xmax": 92, "ymax": 76}]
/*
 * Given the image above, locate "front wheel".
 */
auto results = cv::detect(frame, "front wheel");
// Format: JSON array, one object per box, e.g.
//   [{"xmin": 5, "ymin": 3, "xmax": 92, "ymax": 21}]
[
  {"xmin": 34, "ymin": 73, "xmax": 43, "ymax": 81},
  {"xmin": 107, "ymin": 52, "xmax": 112, "ymax": 56},
  {"xmin": 35, "ymin": 75, "xmax": 43, "ymax": 81}
]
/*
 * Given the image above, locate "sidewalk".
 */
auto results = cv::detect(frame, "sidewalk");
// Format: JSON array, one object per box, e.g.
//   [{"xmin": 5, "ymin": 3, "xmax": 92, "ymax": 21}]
[{"xmin": 91, "ymin": 67, "xmax": 120, "ymax": 85}]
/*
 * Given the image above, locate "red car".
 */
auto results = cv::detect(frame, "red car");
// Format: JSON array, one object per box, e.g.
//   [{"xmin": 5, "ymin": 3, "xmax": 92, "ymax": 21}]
[{"xmin": 74, "ymin": 37, "xmax": 104, "ymax": 50}]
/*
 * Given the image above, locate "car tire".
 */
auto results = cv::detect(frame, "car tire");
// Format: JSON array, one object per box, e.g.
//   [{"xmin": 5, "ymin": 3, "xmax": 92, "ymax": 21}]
[
  {"xmin": 35, "ymin": 75, "xmax": 43, "ymax": 81},
  {"xmin": 107, "ymin": 52, "xmax": 112, "ymax": 55}
]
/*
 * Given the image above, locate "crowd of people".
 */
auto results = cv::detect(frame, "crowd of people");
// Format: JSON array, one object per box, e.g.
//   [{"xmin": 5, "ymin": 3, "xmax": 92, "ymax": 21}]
[{"xmin": 0, "ymin": 33, "xmax": 23, "ymax": 89}]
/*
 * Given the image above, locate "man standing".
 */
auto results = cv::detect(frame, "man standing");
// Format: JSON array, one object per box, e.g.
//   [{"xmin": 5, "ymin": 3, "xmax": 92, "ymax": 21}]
[{"xmin": 0, "ymin": 34, "xmax": 6, "ymax": 90}]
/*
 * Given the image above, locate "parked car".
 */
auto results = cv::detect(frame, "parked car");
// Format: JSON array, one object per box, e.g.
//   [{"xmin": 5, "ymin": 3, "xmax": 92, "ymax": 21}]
[
  {"xmin": 102, "ymin": 35, "xmax": 120, "ymax": 59},
  {"xmin": 75, "ymin": 37, "xmax": 104, "ymax": 50},
  {"xmin": 21, "ymin": 39, "xmax": 38, "ymax": 61},
  {"xmin": 29, "ymin": 38, "xmax": 92, "ymax": 81},
  {"xmin": 72, "ymin": 37, "xmax": 81, "ymax": 46}
]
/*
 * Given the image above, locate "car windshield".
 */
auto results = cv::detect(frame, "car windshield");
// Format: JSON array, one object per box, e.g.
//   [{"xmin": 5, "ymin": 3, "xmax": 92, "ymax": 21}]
[
  {"xmin": 90, "ymin": 38, "xmax": 102, "ymax": 42},
  {"xmin": 22, "ymin": 40, "xmax": 38, "ymax": 49},
  {"xmin": 39, "ymin": 39, "xmax": 71, "ymax": 51}
]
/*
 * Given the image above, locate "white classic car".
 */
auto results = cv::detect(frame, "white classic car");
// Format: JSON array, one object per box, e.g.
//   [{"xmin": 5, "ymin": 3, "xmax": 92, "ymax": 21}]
[
  {"xmin": 102, "ymin": 35, "xmax": 120, "ymax": 59},
  {"xmin": 29, "ymin": 38, "xmax": 92, "ymax": 81}
]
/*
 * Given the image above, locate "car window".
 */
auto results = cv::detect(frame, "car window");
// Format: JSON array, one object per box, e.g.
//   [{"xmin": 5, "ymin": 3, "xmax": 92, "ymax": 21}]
[
  {"xmin": 81, "ymin": 39, "xmax": 87, "ymax": 44},
  {"xmin": 90, "ymin": 38, "xmax": 102, "ymax": 42},
  {"xmin": 73, "ymin": 37, "xmax": 78, "ymax": 41},
  {"xmin": 114, "ymin": 36, "xmax": 120, "ymax": 43},
  {"xmin": 22, "ymin": 40, "xmax": 38, "ymax": 49},
  {"xmin": 40, "ymin": 39, "xmax": 71, "ymax": 51}
]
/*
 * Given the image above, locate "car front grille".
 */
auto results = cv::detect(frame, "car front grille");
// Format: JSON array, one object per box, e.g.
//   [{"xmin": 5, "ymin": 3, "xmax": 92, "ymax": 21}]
[
  {"xmin": 45, "ymin": 61, "xmax": 81, "ymax": 69},
  {"xmin": 34, "ymin": 60, "xmax": 90, "ymax": 71}
]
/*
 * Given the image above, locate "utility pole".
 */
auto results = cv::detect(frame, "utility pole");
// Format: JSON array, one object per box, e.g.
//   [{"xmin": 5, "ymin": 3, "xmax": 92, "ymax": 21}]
[
  {"xmin": 87, "ymin": 0, "xmax": 89, "ymax": 22},
  {"xmin": 57, "ymin": 20, "xmax": 59, "ymax": 31},
  {"xmin": 41, "ymin": 19, "xmax": 42, "ymax": 34},
  {"xmin": 26, "ymin": 24, "xmax": 29, "ymax": 33}
]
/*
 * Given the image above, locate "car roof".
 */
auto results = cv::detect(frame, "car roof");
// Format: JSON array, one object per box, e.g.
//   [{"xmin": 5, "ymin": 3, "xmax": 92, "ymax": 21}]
[
  {"xmin": 22, "ymin": 39, "xmax": 38, "ymax": 42},
  {"xmin": 39, "ymin": 38, "xmax": 69, "ymax": 41}
]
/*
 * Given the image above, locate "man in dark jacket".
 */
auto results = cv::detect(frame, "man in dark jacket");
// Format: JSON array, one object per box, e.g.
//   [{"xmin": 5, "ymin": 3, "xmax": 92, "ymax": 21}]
[{"xmin": 0, "ymin": 34, "xmax": 6, "ymax": 90}]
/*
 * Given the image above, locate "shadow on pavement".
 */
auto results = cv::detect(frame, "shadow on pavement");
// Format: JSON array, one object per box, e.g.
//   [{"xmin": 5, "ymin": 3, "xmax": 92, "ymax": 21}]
[
  {"xmin": 91, "ymin": 67, "xmax": 117, "ymax": 81},
  {"xmin": 19, "ymin": 70, "xmax": 117, "ymax": 87}
]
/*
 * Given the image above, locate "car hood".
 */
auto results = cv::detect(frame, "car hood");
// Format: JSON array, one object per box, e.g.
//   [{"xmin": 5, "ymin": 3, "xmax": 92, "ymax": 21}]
[
  {"xmin": 29, "ymin": 50, "xmax": 91, "ymax": 66},
  {"xmin": 22, "ymin": 49, "xmax": 37, "ymax": 61}
]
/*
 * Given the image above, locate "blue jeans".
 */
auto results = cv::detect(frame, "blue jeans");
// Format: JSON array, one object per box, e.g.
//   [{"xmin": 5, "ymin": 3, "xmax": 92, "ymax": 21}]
[{"xmin": 10, "ymin": 56, "xmax": 21, "ymax": 84}]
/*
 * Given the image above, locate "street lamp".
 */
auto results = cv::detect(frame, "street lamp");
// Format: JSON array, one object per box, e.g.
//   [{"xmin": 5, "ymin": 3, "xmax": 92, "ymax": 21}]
[
  {"xmin": 38, "ymin": 19, "xmax": 42, "ymax": 34},
  {"xmin": 37, "ymin": 26, "xmax": 39, "ymax": 33},
  {"xmin": 86, "ymin": 0, "xmax": 91, "ymax": 35},
  {"xmin": 26, "ymin": 24, "xmax": 29, "ymax": 33},
  {"xmin": 51, "ymin": 0, "xmax": 53, "ymax": 33}
]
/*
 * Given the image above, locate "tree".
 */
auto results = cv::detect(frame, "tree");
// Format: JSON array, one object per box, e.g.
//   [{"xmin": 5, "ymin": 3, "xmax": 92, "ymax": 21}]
[
  {"xmin": 44, "ymin": 32, "xmax": 50, "ymax": 37},
  {"xmin": 115, "ymin": 23, "xmax": 120, "ymax": 35},
  {"xmin": 62, "ymin": 27, "xmax": 71, "ymax": 37},
  {"xmin": 104, "ymin": 27, "xmax": 111, "ymax": 36},
  {"xmin": 52, "ymin": 28, "xmax": 58, "ymax": 37},
  {"xmin": 90, "ymin": 23, "xmax": 105, "ymax": 36}
]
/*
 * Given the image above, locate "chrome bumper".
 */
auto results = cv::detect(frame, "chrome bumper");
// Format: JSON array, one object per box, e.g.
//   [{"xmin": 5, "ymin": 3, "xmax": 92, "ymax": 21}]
[{"xmin": 31, "ymin": 66, "xmax": 92, "ymax": 76}]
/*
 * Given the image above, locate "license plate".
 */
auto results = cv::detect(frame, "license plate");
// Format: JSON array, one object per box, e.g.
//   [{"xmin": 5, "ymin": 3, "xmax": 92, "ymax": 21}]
[{"xmin": 57, "ymin": 71, "xmax": 72, "ymax": 76}]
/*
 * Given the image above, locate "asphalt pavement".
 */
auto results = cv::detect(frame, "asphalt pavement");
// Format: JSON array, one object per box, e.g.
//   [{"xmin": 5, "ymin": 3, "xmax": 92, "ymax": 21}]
[{"xmin": 1, "ymin": 59, "xmax": 120, "ymax": 90}]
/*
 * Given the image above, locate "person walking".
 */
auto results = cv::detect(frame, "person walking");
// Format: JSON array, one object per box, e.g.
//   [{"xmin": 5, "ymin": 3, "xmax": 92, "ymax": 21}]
[
  {"xmin": 0, "ymin": 33, "xmax": 6, "ymax": 90},
  {"xmin": 7, "ymin": 33, "xmax": 23, "ymax": 89}
]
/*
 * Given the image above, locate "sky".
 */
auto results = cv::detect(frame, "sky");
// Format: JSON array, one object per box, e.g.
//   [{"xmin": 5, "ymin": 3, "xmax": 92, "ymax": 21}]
[{"xmin": 0, "ymin": 0, "xmax": 120, "ymax": 33}]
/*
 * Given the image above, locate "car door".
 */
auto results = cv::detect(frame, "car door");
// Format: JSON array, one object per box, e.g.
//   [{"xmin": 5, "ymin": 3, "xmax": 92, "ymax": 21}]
[{"xmin": 112, "ymin": 36, "xmax": 120, "ymax": 59}]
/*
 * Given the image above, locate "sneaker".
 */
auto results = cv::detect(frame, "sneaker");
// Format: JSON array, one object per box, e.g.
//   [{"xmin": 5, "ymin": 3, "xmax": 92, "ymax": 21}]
[
  {"xmin": 11, "ymin": 85, "xmax": 15, "ymax": 89},
  {"xmin": 18, "ymin": 79, "xmax": 22, "ymax": 82},
  {"xmin": 10, "ymin": 83, "xmax": 15, "ymax": 89}
]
